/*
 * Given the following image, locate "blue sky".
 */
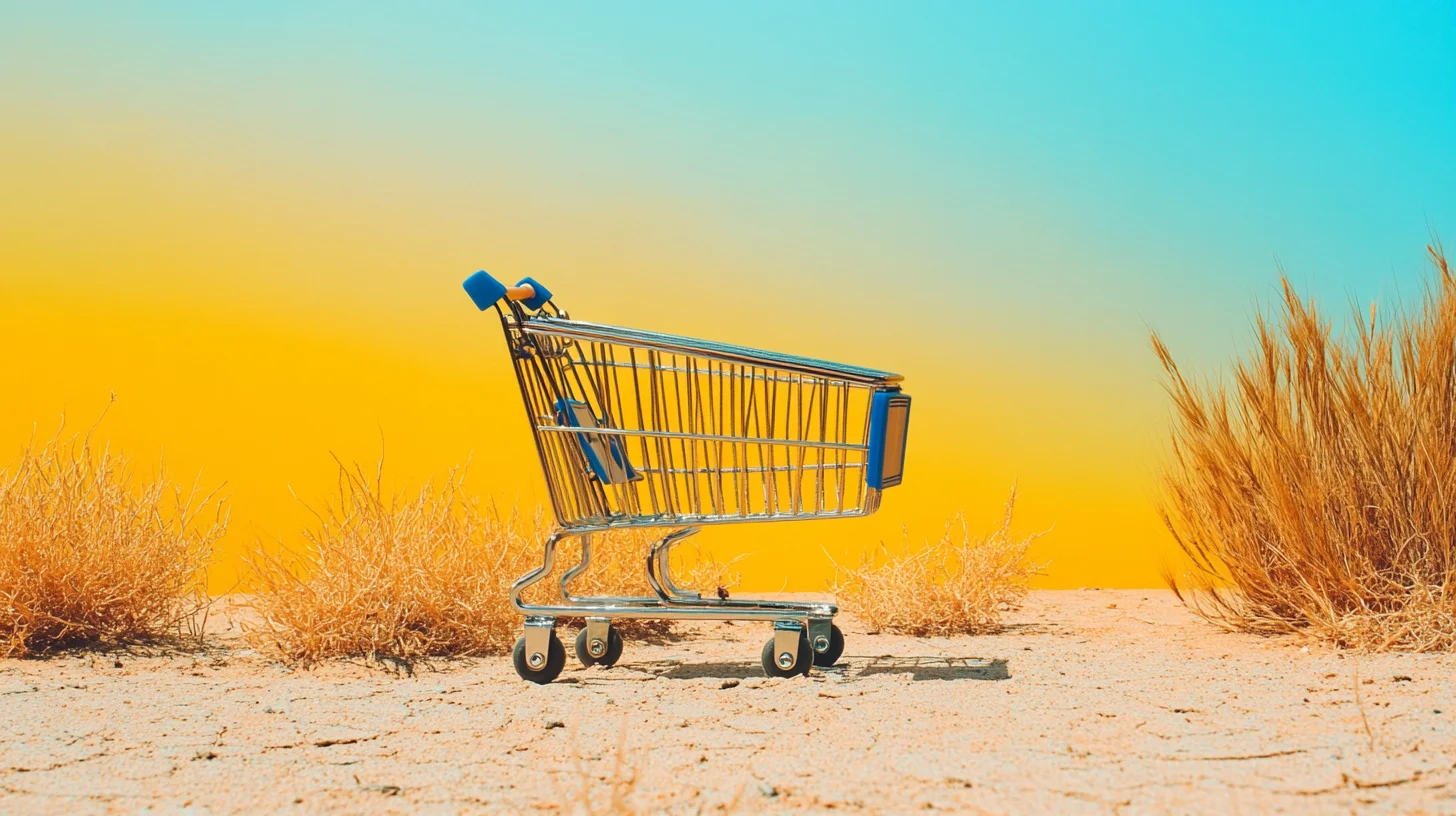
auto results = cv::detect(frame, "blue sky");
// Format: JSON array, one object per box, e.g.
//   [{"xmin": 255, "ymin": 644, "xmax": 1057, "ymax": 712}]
[{"xmin": 5, "ymin": 1, "xmax": 1452, "ymax": 357}]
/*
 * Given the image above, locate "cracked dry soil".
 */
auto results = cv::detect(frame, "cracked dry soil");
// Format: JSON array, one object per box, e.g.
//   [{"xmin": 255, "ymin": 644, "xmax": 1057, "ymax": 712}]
[{"xmin": 2, "ymin": 591, "xmax": 1455, "ymax": 814}]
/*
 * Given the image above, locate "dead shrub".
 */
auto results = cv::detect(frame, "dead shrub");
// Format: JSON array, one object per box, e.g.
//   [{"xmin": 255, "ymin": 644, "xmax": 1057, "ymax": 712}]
[
  {"xmin": 1155, "ymin": 244, "xmax": 1456, "ymax": 651},
  {"xmin": 0, "ymin": 426, "xmax": 225, "ymax": 657},
  {"xmin": 832, "ymin": 490, "xmax": 1043, "ymax": 636},
  {"xmin": 244, "ymin": 462, "xmax": 536, "ymax": 662},
  {"xmin": 245, "ymin": 461, "xmax": 740, "ymax": 662}
]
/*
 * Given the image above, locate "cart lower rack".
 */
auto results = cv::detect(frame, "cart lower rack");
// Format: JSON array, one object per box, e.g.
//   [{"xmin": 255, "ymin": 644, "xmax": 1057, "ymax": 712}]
[{"xmin": 464, "ymin": 270, "xmax": 912, "ymax": 683}]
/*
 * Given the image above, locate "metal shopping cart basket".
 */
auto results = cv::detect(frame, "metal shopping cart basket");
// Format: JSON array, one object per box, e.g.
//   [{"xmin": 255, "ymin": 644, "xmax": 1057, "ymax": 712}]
[{"xmin": 463, "ymin": 270, "xmax": 911, "ymax": 683}]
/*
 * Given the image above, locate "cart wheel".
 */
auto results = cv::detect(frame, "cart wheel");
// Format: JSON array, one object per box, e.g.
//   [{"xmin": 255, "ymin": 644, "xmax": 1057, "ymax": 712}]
[
  {"xmin": 574, "ymin": 626, "xmax": 624, "ymax": 668},
  {"xmin": 513, "ymin": 632, "xmax": 567, "ymax": 684},
  {"xmin": 760, "ymin": 632, "xmax": 812, "ymax": 678},
  {"xmin": 812, "ymin": 624, "xmax": 846, "ymax": 668}
]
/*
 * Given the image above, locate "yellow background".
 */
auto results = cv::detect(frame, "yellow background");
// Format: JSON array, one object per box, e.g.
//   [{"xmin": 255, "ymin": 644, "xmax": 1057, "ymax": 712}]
[
  {"xmin": 2, "ymin": 5, "xmax": 1449, "ymax": 593},
  {"xmin": 0, "ymin": 115, "xmax": 1171, "ymax": 593}
]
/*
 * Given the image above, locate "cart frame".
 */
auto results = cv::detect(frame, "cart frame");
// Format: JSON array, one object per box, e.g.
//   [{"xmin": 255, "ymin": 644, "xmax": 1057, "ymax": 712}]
[{"xmin": 463, "ymin": 271, "xmax": 911, "ymax": 681}]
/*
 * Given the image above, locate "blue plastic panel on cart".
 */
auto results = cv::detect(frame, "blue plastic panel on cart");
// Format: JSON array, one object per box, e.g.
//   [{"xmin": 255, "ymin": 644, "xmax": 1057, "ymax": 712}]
[
  {"xmin": 554, "ymin": 399, "xmax": 638, "ymax": 485},
  {"xmin": 866, "ymin": 391, "xmax": 911, "ymax": 489}
]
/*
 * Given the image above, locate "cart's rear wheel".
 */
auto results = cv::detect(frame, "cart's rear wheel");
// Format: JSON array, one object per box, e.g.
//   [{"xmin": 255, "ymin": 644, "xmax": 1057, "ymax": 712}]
[
  {"xmin": 574, "ymin": 626, "xmax": 624, "ymax": 668},
  {"xmin": 760, "ymin": 632, "xmax": 812, "ymax": 678},
  {"xmin": 513, "ymin": 632, "xmax": 567, "ymax": 684},
  {"xmin": 812, "ymin": 624, "xmax": 846, "ymax": 667}
]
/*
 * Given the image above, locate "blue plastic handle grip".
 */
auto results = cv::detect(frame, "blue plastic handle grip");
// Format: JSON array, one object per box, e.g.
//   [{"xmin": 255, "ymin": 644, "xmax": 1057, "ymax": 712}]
[
  {"xmin": 517, "ymin": 276, "xmax": 553, "ymax": 310},
  {"xmin": 462, "ymin": 270, "xmax": 553, "ymax": 311},
  {"xmin": 463, "ymin": 270, "xmax": 507, "ymax": 310}
]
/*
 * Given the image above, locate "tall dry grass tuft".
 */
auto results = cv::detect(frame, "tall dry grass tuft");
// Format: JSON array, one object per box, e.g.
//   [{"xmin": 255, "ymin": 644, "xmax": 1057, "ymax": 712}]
[
  {"xmin": 1155, "ymin": 244, "xmax": 1456, "ymax": 651},
  {"xmin": 0, "ymin": 425, "xmax": 225, "ymax": 657},
  {"xmin": 245, "ymin": 461, "xmax": 741, "ymax": 662},
  {"xmin": 832, "ymin": 490, "xmax": 1043, "ymax": 636}
]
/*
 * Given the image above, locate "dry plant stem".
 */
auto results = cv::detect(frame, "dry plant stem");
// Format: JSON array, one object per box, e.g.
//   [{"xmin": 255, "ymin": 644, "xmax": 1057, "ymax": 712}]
[
  {"xmin": 832, "ymin": 489, "xmax": 1044, "ymax": 636},
  {"xmin": 244, "ymin": 460, "xmax": 741, "ymax": 662},
  {"xmin": 0, "ymin": 423, "xmax": 225, "ymax": 657},
  {"xmin": 568, "ymin": 724, "xmax": 640, "ymax": 816},
  {"xmin": 1353, "ymin": 659, "xmax": 1376, "ymax": 751},
  {"xmin": 1156, "ymin": 243, "xmax": 1456, "ymax": 651}
]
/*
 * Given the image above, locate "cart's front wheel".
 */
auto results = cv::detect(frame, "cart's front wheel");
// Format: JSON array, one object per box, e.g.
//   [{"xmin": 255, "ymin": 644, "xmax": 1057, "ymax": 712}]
[
  {"xmin": 574, "ymin": 626, "xmax": 624, "ymax": 668},
  {"xmin": 513, "ymin": 632, "xmax": 567, "ymax": 684},
  {"xmin": 812, "ymin": 624, "xmax": 846, "ymax": 668},
  {"xmin": 760, "ymin": 632, "xmax": 812, "ymax": 678}
]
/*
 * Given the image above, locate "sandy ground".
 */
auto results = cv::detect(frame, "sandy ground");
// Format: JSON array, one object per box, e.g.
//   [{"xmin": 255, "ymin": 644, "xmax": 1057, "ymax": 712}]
[{"xmin": 2, "ymin": 590, "xmax": 1454, "ymax": 815}]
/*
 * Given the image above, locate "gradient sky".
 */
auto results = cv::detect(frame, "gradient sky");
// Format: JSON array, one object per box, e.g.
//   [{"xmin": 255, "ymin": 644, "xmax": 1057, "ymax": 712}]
[{"xmin": 2, "ymin": 2, "xmax": 1453, "ymax": 591}]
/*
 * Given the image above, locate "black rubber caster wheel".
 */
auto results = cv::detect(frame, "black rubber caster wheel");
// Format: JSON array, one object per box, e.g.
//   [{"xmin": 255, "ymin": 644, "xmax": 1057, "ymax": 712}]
[
  {"xmin": 574, "ymin": 626, "xmax": 624, "ymax": 668},
  {"xmin": 760, "ymin": 631, "xmax": 813, "ymax": 678},
  {"xmin": 811, "ymin": 624, "xmax": 846, "ymax": 667},
  {"xmin": 513, "ymin": 631, "xmax": 567, "ymax": 684}
]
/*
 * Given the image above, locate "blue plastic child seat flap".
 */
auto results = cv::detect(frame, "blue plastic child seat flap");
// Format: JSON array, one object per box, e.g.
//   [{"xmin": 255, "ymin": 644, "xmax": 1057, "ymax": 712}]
[
  {"xmin": 518, "ymin": 277, "xmax": 553, "ymax": 310},
  {"xmin": 554, "ymin": 399, "xmax": 638, "ymax": 485},
  {"xmin": 463, "ymin": 270, "xmax": 507, "ymax": 310},
  {"xmin": 866, "ymin": 390, "xmax": 911, "ymax": 489}
]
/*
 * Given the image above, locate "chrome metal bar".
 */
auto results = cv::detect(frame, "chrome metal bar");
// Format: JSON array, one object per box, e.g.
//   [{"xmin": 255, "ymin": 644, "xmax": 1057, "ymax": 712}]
[
  {"xmin": 553, "ymin": 502, "xmax": 879, "ymax": 531},
  {"xmin": 510, "ymin": 530, "xmax": 565, "ymax": 614},
  {"xmin": 523, "ymin": 317, "xmax": 903, "ymax": 385},
  {"xmin": 511, "ymin": 526, "xmax": 838, "ymax": 619},
  {"xmin": 572, "ymin": 358, "xmax": 862, "ymax": 387},
  {"xmin": 533, "ymin": 424, "xmax": 870, "ymax": 452},
  {"xmin": 525, "ymin": 575, "xmax": 838, "ymax": 619},
  {"xmin": 651, "ymin": 528, "xmax": 703, "ymax": 601},
  {"xmin": 548, "ymin": 592, "xmax": 838, "ymax": 616},
  {"xmin": 513, "ymin": 599, "xmax": 836, "ymax": 623},
  {"xmin": 636, "ymin": 462, "xmax": 865, "ymax": 477},
  {"xmin": 558, "ymin": 533, "xmax": 592, "ymax": 601},
  {"xmin": 644, "ymin": 532, "xmax": 666, "ymax": 602}
]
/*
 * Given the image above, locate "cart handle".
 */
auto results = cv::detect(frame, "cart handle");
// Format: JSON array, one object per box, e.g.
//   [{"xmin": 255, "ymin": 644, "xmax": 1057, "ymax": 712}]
[{"xmin": 462, "ymin": 270, "xmax": 553, "ymax": 311}]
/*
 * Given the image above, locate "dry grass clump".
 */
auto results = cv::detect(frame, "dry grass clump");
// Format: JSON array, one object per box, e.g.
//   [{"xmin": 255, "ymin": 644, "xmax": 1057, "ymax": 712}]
[
  {"xmin": 1155, "ymin": 244, "xmax": 1456, "ymax": 651},
  {"xmin": 245, "ymin": 463, "xmax": 538, "ymax": 662},
  {"xmin": 832, "ymin": 491, "xmax": 1043, "ymax": 636},
  {"xmin": 245, "ymin": 461, "xmax": 740, "ymax": 662},
  {"xmin": 0, "ymin": 428, "xmax": 225, "ymax": 657}
]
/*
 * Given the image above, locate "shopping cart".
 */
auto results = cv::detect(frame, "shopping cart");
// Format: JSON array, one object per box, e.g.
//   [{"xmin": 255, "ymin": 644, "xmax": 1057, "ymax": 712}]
[{"xmin": 462, "ymin": 270, "xmax": 911, "ymax": 683}]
